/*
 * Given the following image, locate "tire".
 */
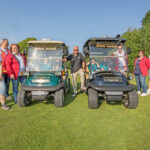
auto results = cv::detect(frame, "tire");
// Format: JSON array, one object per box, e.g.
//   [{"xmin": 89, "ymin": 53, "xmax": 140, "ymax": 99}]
[
  {"xmin": 54, "ymin": 89, "xmax": 64, "ymax": 107},
  {"xmin": 123, "ymin": 90, "xmax": 139, "ymax": 109},
  {"xmin": 88, "ymin": 88, "xmax": 99, "ymax": 109},
  {"xmin": 17, "ymin": 89, "xmax": 32, "ymax": 107}
]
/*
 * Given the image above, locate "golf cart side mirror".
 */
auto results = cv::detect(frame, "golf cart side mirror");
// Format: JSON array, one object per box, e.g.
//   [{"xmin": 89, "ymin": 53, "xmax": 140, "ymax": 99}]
[
  {"xmin": 63, "ymin": 50, "xmax": 69, "ymax": 57},
  {"xmin": 126, "ymin": 48, "xmax": 131, "ymax": 54},
  {"xmin": 83, "ymin": 47, "xmax": 90, "ymax": 56},
  {"xmin": 23, "ymin": 71, "xmax": 29, "ymax": 76}
]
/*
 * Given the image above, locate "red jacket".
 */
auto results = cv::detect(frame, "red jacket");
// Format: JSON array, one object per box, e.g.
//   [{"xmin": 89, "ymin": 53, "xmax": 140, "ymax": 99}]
[
  {"xmin": 1, "ymin": 49, "xmax": 10, "ymax": 74},
  {"xmin": 134, "ymin": 56, "xmax": 150, "ymax": 76},
  {"xmin": 5, "ymin": 53, "xmax": 27, "ymax": 79}
]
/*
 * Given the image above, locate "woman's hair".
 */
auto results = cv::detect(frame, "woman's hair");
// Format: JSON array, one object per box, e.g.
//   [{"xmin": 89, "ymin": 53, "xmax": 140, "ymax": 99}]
[
  {"xmin": 139, "ymin": 50, "xmax": 145, "ymax": 55},
  {"xmin": 10, "ymin": 44, "xmax": 20, "ymax": 53}
]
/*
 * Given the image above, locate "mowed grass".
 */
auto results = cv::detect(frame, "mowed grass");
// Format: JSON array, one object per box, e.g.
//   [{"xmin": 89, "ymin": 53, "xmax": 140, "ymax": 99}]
[{"xmin": 0, "ymin": 76, "xmax": 150, "ymax": 150}]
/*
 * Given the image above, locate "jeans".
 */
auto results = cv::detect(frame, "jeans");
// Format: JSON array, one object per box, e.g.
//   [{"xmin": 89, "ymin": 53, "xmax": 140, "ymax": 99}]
[
  {"xmin": 135, "ymin": 74, "xmax": 147, "ymax": 93},
  {"xmin": 2, "ymin": 74, "xmax": 10, "ymax": 97},
  {"xmin": 11, "ymin": 76, "xmax": 26, "ymax": 102}
]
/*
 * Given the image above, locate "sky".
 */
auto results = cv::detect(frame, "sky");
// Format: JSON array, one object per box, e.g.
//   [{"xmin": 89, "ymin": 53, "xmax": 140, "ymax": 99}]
[{"xmin": 0, "ymin": 0, "xmax": 150, "ymax": 52}]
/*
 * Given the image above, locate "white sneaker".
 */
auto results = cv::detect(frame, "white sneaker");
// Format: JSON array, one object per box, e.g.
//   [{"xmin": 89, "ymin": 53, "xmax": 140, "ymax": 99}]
[
  {"xmin": 141, "ymin": 93, "xmax": 148, "ymax": 96},
  {"xmin": 147, "ymin": 89, "xmax": 150, "ymax": 94},
  {"xmin": 72, "ymin": 93, "xmax": 77, "ymax": 97},
  {"xmin": 137, "ymin": 91, "xmax": 141, "ymax": 95}
]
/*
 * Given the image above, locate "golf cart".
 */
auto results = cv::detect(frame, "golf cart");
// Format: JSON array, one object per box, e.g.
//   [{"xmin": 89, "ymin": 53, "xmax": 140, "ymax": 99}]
[
  {"xmin": 83, "ymin": 36, "xmax": 139, "ymax": 109},
  {"xmin": 17, "ymin": 39, "xmax": 70, "ymax": 107}
]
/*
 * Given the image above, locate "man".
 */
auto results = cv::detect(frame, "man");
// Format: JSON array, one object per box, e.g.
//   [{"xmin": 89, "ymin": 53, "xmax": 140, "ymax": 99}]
[
  {"xmin": 0, "ymin": 53, "xmax": 10, "ymax": 110},
  {"xmin": 114, "ymin": 44, "xmax": 128, "ymax": 74},
  {"xmin": 63, "ymin": 46, "xmax": 85, "ymax": 97},
  {"xmin": 0, "ymin": 39, "xmax": 11, "ymax": 100}
]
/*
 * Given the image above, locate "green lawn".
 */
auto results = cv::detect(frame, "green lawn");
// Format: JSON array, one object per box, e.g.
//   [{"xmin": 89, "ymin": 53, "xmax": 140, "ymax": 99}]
[{"xmin": 0, "ymin": 77, "xmax": 150, "ymax": 150}]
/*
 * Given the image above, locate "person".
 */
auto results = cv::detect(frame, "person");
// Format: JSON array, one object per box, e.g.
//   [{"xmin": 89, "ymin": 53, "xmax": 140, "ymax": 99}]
[
  {"xmin": 133, "ymin": 50, "xmax": 150, "ymax": 96},
  {"xmin": 100, "ymin": 57, "xmax": 111, "ymax": 71},
  {"xmin": 0, "ymin": 39, "xmax": 11, "ymax": 100},
  {"xmin": 0, "ymin": 53, "xmax": 10, "ymax": 110},
  {"xmin": 63, "ymin": 46, "xmax": 85, "ymax": 97},
  {"xmin": 87, "ymin": 59, "xmax": 99, "ymax": 73},
  {"xmin": 114, "ymin": 44, "xmax": 128, "ymax": 74},
  {"xmin": 5, "ymin": 44, "xmax": 27, "ymax": 103},
  {"xmin": 148, "ymin": 55, "xmax": 150, "ymax": 94}
]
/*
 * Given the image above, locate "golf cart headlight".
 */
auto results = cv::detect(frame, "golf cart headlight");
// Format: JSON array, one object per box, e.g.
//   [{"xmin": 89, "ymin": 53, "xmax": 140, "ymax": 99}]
[
  {"xmin": 32, "ymin": 79, "xmax": 50, "ymax": 84},
  {"xmin": 89, "ymin": 74, "xmax": 93, "ymax": 80}
]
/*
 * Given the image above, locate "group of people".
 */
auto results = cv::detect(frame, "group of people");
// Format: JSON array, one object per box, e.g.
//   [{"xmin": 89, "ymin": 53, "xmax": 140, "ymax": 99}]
[
  {"xmin": 0, "ymin": 39, "xmax": 26, "ymax": 110},
  {"xmin": 64, "ymin": 45, "xmax": 150, "ymax": 97},
  {"xmin": 0, "ymin": 39, "xmax": 150, "ymax": 110}
]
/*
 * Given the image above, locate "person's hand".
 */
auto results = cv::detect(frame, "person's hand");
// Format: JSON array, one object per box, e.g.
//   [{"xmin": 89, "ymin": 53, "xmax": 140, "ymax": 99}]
[
  {"xmin": 0, "ymin": 75, "xmax": 3, "ymax": 81},
  {"xmin": 10, "ymin": 74, "xmax": 15, "ymax": 79},
  {"xmin": 62, "ymin": 58, "xmax": 67, "ymax": 62}
]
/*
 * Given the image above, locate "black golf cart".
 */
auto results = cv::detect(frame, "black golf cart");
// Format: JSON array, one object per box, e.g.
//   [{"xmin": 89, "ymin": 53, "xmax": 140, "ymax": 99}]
[{"xmin": 83, "ymin": 36, "xmax": 139, "ymax": 109}]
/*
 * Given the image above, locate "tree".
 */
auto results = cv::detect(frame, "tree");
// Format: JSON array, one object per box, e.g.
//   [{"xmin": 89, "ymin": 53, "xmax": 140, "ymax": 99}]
[
  {"xmin": 142, "ymin": 10, "xmax": 150, "ymax": 27},
  {"xmin": 18, "ymin": 37, "xmax": 37, "ymax": 53}
]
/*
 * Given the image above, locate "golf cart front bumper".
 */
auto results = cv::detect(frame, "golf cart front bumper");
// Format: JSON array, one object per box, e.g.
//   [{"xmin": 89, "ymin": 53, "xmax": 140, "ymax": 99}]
[
  {"xmin": 86, "ymin": 82, "xmax": 135, "ymax": 93},
  {"xmin": 21, "ymin": 82, "xmax": 66, "ymax": 92}
]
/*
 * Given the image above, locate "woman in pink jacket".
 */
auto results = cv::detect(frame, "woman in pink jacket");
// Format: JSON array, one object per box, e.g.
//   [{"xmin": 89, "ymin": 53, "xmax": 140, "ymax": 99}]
[{"xmin": 134, "ymin": 50, "xmax": 150, "ymax": 96}]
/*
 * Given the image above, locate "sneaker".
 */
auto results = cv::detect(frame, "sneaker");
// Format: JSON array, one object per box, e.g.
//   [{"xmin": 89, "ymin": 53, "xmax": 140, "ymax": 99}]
[
  {"xmin": 109, "ymin": 101, "xmax": 115, "ymax": 104},
  {"xmin": 72, "ymin": 93, "xmax": 77, "ymax": 97},
  {"xmin": 137, "ymin": 91, "xmax": 141, "ymax": 95},
  {"xmin": 1, "ymin": 104, "xmax": 10, "ymax": 110},
  {"xmin": 147, "ymin": 89, "xmax": 150, "ymax": 94},
  {"xmin": 141, "ymin": 93, "xmax": 148, "ymax": 97},
  {"xmin": 6, "ymin": 96, "xmax": 11, "ymax": 100}
]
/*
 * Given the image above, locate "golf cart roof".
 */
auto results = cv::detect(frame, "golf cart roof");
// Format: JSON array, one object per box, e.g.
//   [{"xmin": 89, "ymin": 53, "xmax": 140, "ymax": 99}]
[
  {"xmin": 27, "ymin": 40, "xmax": 68, "ymax": 50},
  {"xmin": 83, "ymin": 36, "xmax": 126, "ymax": 49}
]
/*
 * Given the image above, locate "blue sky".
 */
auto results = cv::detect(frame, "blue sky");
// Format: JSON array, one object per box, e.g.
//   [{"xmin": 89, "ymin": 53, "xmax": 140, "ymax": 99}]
[{"xmin": 0, "ymin": 0, "xmax": 149, "ymax": 52}]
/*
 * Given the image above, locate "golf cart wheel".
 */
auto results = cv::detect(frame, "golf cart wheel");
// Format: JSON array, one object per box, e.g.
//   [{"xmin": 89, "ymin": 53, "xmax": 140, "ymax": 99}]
[
  {"xmin": 54, "ymin": 89, "xmax": 64, "ymax": 107},
  {"xmin": 88, "ymin": 88, "xmax": 98, "ymax": 109},
  {"xmin": 17, "ymin": 89, "xmax": 32, "ymax": 107},
  {"xmin": 123, "ymin": 90, "xmax": 139, "ymax": 109}
]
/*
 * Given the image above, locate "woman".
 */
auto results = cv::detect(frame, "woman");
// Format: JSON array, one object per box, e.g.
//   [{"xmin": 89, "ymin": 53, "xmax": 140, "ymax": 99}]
[
  {"xmin": 5, "ymin": 44, "xmax": 27, "ymax": 103},
  {"xmin": 0, "ymin": 54, "xmax": 9, "ymax": 110},
  {"xmin": 148, "ymin": 55, "xmax": 150, "ymax": 94},
  {"xmin": 134, "ymin": 50, "xmax": 150, "ymax": 96}
]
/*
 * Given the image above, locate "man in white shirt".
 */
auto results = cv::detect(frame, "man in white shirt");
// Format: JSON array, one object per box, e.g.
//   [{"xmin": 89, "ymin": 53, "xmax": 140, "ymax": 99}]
[{"xmin": 114, "ymin": 44, "xmax": 128, "ymax": 74}]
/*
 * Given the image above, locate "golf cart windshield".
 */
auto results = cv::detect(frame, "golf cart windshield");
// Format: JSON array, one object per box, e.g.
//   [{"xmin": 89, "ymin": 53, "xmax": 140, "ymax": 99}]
[
  {"xmin": 27, "ymin": 47, "xmax": 63, "ymax": 72},
  {"xmin": 88, "ymin": 41, "xmax": 128, "ymax": 73}
]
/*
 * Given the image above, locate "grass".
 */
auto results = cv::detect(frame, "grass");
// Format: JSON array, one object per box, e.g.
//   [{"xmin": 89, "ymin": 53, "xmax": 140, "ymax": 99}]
[{"xmin": 0, "ymin": 77, "xmax": 150, "ymax": 150}]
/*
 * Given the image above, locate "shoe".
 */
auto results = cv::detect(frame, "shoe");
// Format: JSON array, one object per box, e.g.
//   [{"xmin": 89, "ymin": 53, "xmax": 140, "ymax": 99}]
[
  {"xmin": 141, "ymin": 93, "xmax": 147, "ymax": 96},
  {"xmin": 147, "ymin": 89, "xmax": 150, "ymax": 94},
  {"xmin": 109, "ymin": 101, "xmax": 115, "ymax": 104},
  {"xmin": 137, "ymin": 91, "xmax": 141, "ymax": 95},
  {"xmin": 1, "ymin": 104, "xmax": 10, "ymax": 110},
  {"xmin": 72, "ymin": 93, "xmax": 77, "ymax": 97},
  {"xmin": 6, "ymin": 96, "xmax": 11, "ymax": 100}
]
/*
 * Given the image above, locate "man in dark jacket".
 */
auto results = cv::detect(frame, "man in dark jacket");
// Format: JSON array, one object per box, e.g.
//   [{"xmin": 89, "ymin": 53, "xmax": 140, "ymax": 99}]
[{"xmin": 63, "ymin": 46, "xmax": 85, "ymax": 97}]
